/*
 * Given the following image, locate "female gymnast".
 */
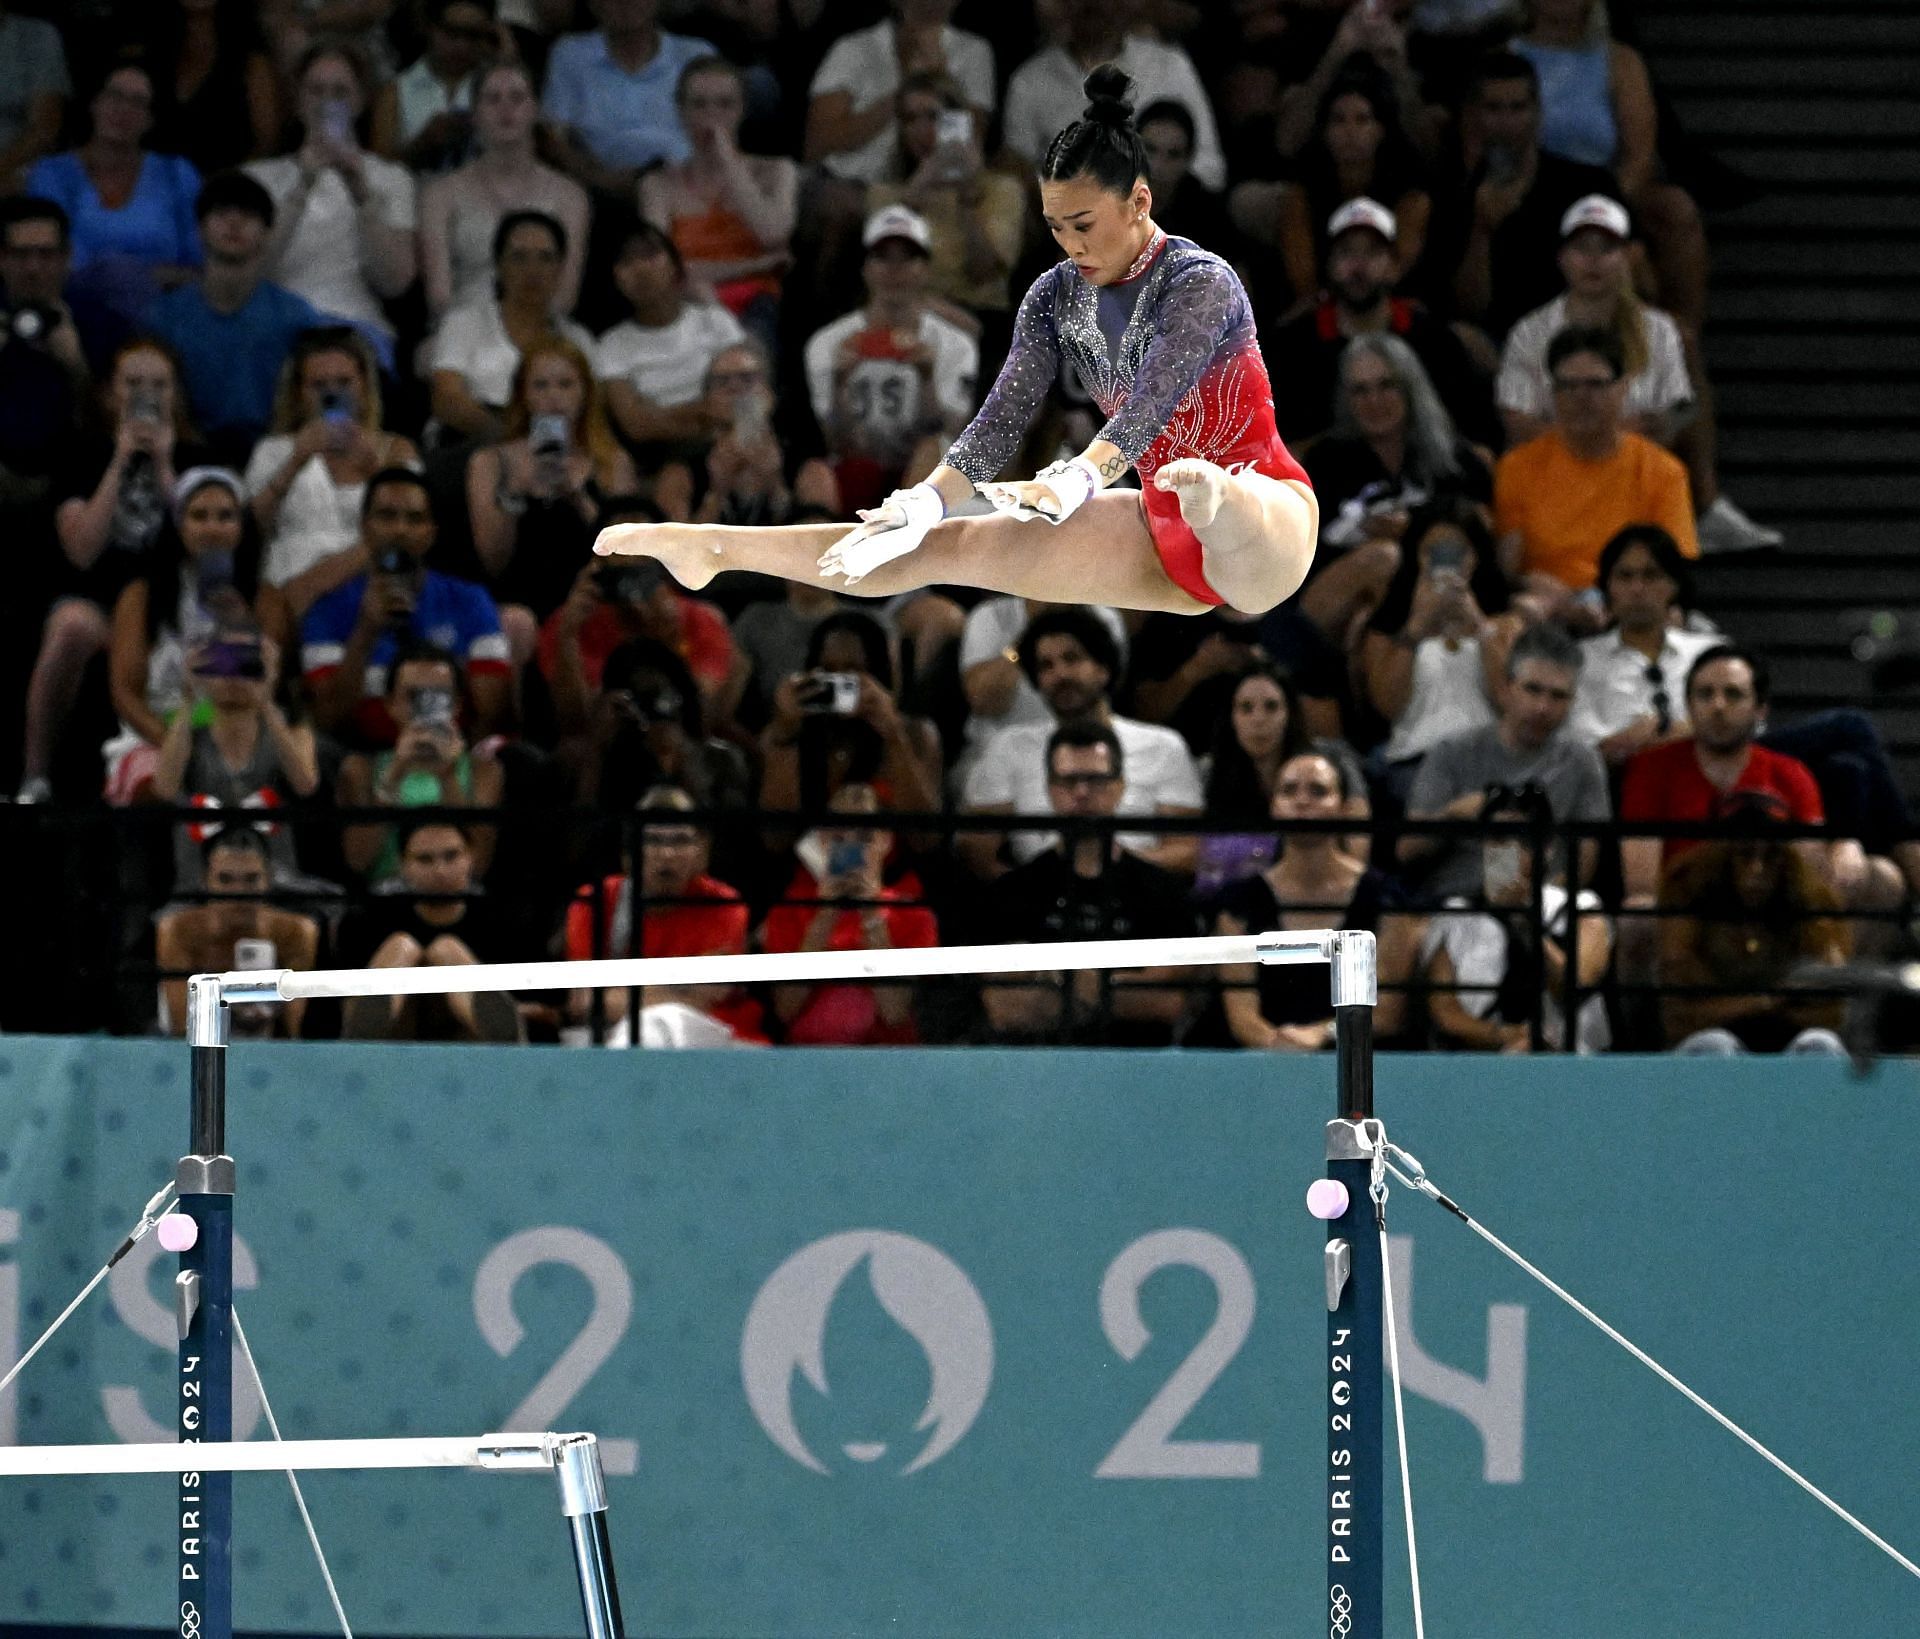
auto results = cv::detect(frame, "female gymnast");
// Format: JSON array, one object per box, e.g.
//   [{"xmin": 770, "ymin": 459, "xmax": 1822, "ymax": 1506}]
[{"xmin": 594, "ymin": 67, "xmax": 1319, "ymax": 617}]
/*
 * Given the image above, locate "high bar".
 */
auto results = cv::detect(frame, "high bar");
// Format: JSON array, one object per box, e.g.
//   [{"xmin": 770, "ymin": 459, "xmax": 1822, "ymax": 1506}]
[
  {"xmin": 210, "ymin": 929, "xmax": 1354, "ymax": 1006},
  {"xmin": 0, "ymin": 1433, "xmax": 578, "ymax": 1478}
]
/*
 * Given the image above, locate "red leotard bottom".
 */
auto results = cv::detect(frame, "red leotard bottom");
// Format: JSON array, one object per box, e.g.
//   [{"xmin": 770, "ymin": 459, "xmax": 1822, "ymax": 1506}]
[{"xmin": 1137, "ymin": 436, "xmax": 1313, "ymax": 607}]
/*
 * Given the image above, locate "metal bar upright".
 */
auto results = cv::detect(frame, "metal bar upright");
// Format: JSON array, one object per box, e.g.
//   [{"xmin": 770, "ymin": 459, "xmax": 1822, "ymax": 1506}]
[
  {"xmin": 180, "ymin": 976, "xmax": 234, "ymax": 1639},
  {"xmin": 554, "ymin": 1434, "xmax": 626, "ymax": 1639},
  {"xmin": 1327, "ymin": 931, "xmax": 1382, "ymax": 1639}
]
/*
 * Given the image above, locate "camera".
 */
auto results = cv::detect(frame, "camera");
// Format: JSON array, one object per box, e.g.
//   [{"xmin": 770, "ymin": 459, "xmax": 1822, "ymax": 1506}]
[
  {"xmin": 796, "ymin": 671, "xmax": 862, "ymax": 714},
  {"xmin": 594, "ymin": 558, "xmax": 663, "ymax": 605}
]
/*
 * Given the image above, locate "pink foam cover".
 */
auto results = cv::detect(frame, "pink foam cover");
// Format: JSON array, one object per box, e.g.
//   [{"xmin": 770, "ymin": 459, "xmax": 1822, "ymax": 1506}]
[
  {"xmin": 156, "ymin": 1214, "xmax": 198, "ymax": 1253},
  {"xmin": 1306, "ymin": 1179, "xmax": 1350, "ymax": 1221}
]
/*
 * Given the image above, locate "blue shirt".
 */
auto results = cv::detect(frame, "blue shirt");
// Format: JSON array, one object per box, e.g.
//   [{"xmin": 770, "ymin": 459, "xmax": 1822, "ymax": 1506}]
[
  {"xmin": 28, "ymin": 149, "xmax": 202, "ymax": 276},
  {"xmin": 146, "ymin": 279, "xmax": 326, "ymax": 445},
  {"xmin": 302, "ymin": 570, "xmax": 511, "ymax": 697},
  {"xmin": 541, "ymin": 28, "xmax": 714, "ymax": 171}
]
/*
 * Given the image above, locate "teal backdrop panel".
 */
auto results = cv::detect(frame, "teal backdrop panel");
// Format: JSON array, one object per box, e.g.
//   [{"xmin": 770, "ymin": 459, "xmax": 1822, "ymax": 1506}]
[{"xmin": 0, "ymin": 1038, "xmax": 1916, "ymax": 1638}]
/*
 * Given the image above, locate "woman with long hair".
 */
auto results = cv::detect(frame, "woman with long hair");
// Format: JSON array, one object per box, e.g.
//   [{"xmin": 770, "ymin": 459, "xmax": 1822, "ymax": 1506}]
[
  {"xmin": 1278, "ymin": 64, "xmax": 1429, "ymax": 302},
  {"xmin": 146, "ymin": 0, "xmax": 282, "ymax": 176},
  {"xmin": 467, "ymin": 336, "xmax": 640, "ymax": 652},
  {"xmin": 599, "ymin": 67, "xmax": 1319, "ymax": 622},
  {"xmin": 418, "ymin": 60, "xmax": 590, "ymax": 324},
  {"xmin": 1212, "ymin": 742, "xmax": 1402, "ymax": 1050},
  {"xmin": 18, "ymin": 340, "xmax": 207, "ymax": 802},
  {"xmin": 244, "ymin": 326, "xmax": 420, "ymax": 612},
  {"xmin": 246, "ymin": 42, "xmax": 417, "ymax": 350},
  {"xmin": 1196, "ymin": 661, "xmax": 1315, "ymax": 893},
  {"xmin": 639, "ymin": 55, "xmax": 796, "ymax": 355},
  {"xmin": 1361, "ymin": 501, "xmax": 1519, "ymax": 784}
]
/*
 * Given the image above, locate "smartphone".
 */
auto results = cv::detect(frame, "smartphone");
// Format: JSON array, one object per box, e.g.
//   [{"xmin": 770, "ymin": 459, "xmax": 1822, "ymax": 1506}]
[
  {"xmin": 320, "ymin": 98, "xmax": 354, "ymax": 147},
  {"xmin": 195, "ymin": 637, "xmax": 266, "ymax": 681},
  {"xmin": 826, "ymin": 838, "xmax": 868, "ymax": 879},
  {"xmin": 797, "ymin": 671, "xmax": 862, "ymax": 715},
  {"xmin": 731, "ymin": 389, "xmax": 768, "ymax": 442},
  {"xmin": 319, "ymin": 387, "xmax": 355, "ymax": 425},
  {"xmin": 127, "ymin": 382, "xmax": 163, "ymax": 425},
  {"xmin": 409, "ymin": 684, "xmax": 456, "ymax": 728},
  {"xmin": 1428, "ymin": 540, "xmax": 1468, "ymax": 576},
  {"xmin": 935, "ymin": 109, "xmax": 974, "ymax": 149},
  {"xmin": 233, "ymin": 937, "xmax": 278, "ymax": 971},
  {"xmin": 530, "ymin": 412, "xmax": 570, "ymax": 457}
]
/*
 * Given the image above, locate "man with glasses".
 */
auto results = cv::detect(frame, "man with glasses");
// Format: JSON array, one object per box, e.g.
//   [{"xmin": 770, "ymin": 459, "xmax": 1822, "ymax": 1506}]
[
  {"xmin": 981, "ymin": 721, "xmax": 1196, "ymax": 1045},
  {"xmin": 1566, "ymin": 523, "xmax": 1720, "ymax": 769},
  {"xmin": 1493, "ymin": 325, "xmax": 1697, "ymax": 610}
]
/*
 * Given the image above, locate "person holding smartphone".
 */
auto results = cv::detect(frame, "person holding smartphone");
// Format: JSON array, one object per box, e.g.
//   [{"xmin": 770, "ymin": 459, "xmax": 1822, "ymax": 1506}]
[
  {"xmin": 334, "ymin": 643, "xmax": 505, "ymax": 887},
  {"xmin": 867, "ymin": 73, "xmax": 1025, "ymax": 318},
  {"xmin": 246, "ymin": 41, "xmax": 416, "ymax": 352},
  {"xmin": 761, "ymin": 781, "xmax": 940, "ymax": 1046},
  {"xmin": 18, "ymin": 340, "xmax": 213, "ymax": 802},
  {"xmin": 245, "ymin": 327, "xmax": 420, "ymax": 612},
  {"xmin": 1362, "ymin": 502, "xmax": 1521, "ymax": 791},
  {"xmin": 467, "ymin": 338, "xmax": 639, "ymax": 653}
]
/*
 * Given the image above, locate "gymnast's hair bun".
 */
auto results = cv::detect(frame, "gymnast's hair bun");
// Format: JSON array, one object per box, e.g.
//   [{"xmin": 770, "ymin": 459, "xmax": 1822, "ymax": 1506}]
[{"xmin": 1080, "ymin": 66, "xmax": 1138, "ymax": 129}]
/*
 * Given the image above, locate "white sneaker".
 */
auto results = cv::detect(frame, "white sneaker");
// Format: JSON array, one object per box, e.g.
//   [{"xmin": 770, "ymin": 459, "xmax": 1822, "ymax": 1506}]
[{"xmin": 1697, "ymin": 495, "xmax": 1783, "ymax": 553}]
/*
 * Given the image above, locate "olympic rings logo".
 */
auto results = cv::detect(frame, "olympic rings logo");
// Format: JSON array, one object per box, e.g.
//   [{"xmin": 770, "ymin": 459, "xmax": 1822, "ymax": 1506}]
[
  {"xmin": 1329, "ymin": 1585, "xmax": 1352, "ymax": 1638},
  {"xmin": 179, "ymin": 1601, "xmax": 201, "ymax": 1639}
]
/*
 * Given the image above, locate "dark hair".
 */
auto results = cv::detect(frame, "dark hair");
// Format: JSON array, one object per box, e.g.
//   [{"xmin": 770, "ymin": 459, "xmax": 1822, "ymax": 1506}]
[
  {"xmin": 1547, "ymin": 324, "xmax": 1625, "ymax": 382},
  {"xmin": 1016, "ymin": 606, "xmax": 1121, "ymax": 690},
  {"xmin": 139, "ymin": 486, "xmax": 266, "ymax": 647},
  {"xmin": 396, "ymin": 813, "xmax": 472, "ymax": 858},
  {"xmin": 1468, "ymin": 50, "xmax": 1540, "ymax": 100},
  {"xmin": 427, "ymin": 0, "xmax": 497, "ymax": 18},
  {"xmin": 492, "ymin": 208, "xmax": 567, "ymax": 265},
  {"xmin": 806, "ymin": 610, "xmax": 895, "ymax": 692},
  {"xmin": 1040, "ymin": 66, "xmax": 1148, "ymax": 194},
  {"xmin": 1047, "ymin": 718, "xmax": 1124, "ymax": 779},
  {"xmin": 1505, "ymin": 621, "xmax": 1583, "ymax": 680},
  {"xmin": 202, "ymin": 824, "xmax": 271, "ymax": 865},
  {"xmin": 362, "ymin": 465, "xmax": 434, "ymax": 521},
  {"xmin": 1369, "ymin": 499, "xmax": 1509, "ymax": 636},
  {"xmin": 1135, "ymin": 99, "xmax": 1195, "ymax": 146},
  {"xmin": 1302, "ymin": 61, "xmax": 1421, "ymax": 222},
  {"xmin": 0, "ymin": 196, "xmax": 70, "ymax": 247},
  {"xmin": 1307, "ymin": 737, "xmax": 1369, "ymax": 805},
  {"xmin": 387, "ymin": 640, "xmax": 462, "ymax": 692},
  {"xmin": 604, "ymin": 637, "xmax": 702, "ymax": 738},
  {"xmin": 612, "ymin": 214, "xmax": 684, "ymax": 277},
  {"xmin": 1597, "ymin": 523, "xmax": 1694, "ymax": 612},
  {"xmin": 196, "ymin": 169, "xmax": 276, "ymax": 227},
  {"xmin": 1685, "ymin": 643, "xmax": 1770, "ymax": 709},
  {"xmin": 1204, "ymin": 661, "xmax": 1311, "ymax": 823},
  {"xmin": 295, "ymin": 38, "xmax": 371, "ymax": 97}
]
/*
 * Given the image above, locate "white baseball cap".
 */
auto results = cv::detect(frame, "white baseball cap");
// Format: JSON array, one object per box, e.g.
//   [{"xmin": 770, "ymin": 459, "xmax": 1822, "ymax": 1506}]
[
  {"xmin": 1327, "ymin": 197, "xmax": 1398, "ymax": 244},
  {"xmin": 863, "ymin": 203, "xmax": 932, "ymax": 253},
  {"xmin": 1559, "ymin": 194, "xmax": 1631, "ymax": 241}
]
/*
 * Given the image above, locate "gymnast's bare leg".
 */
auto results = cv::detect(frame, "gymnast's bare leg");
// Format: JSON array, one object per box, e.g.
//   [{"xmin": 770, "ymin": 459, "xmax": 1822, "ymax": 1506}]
[{"xmin": 594, "ymin": 458, "xmax": 1316, "ymax": 616}]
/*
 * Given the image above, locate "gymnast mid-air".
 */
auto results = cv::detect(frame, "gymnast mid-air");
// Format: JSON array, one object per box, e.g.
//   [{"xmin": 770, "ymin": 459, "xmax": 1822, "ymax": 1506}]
[{"xmin": 594, "ymin": 66, "xmax": 1318, "ymax": 617}]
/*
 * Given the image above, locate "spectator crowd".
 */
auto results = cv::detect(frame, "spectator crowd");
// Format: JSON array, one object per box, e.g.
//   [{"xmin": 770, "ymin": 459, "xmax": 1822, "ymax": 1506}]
[{"xmin": 0, "ymin": 0, "xmax": 1909, "ymax": 1056}]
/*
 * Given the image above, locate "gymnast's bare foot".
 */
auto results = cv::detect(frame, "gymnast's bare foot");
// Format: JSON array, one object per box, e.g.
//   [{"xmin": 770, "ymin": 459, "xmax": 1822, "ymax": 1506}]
[
  {"xmin": 1154, "ymin": 458, "xmax": 1228, "ymax": 528},
  {"xmin": 592, "ymin": 522, "xmax": 721, "ymax": 592}
]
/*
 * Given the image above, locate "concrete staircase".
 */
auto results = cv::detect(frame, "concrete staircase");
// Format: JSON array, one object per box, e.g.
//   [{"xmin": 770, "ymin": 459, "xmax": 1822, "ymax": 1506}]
[{"xmin": 1636, "ymin": 0, "xmax": 1920, "ymax": 783}]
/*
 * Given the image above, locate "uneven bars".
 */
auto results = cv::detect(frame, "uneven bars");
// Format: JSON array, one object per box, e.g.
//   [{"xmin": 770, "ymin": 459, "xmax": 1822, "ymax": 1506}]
[
  {"xmin": 0, "ymin": 1433, "xmax": 576, "ymax": 1478},
  {"xmin": 209, "ymin": 930, "xmax": 1339, "ymax": 1006}
]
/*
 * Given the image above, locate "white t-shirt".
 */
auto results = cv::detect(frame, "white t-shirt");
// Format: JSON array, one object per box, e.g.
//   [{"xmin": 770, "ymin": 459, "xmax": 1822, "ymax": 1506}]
[
  {"xmin": 1497, "ymin": 295, "xmax": 1693, "ymax": 424},
  {"xmin": 246, "ymin": 155, "xmax": 417, "ymax": 334},
  {"xmin": 595, "ymin": 304, "xmax": 746, "ymax": 407},
  {"xmin": 957, "ymin": 597, "xmax": 1128, "ymax": 749},
  {"xmin": 1383, "ymin": 635, "xmax": 1497, "ymax": 763},
  {"xmin": 244, "ymin": 434, "xmax": 423, "ymax": 588},
  {"xmin": 808, "ymin": 21, "xmax": 997, "ymax": 184},
  {"xmin": 804, "ymin": 307, "xmax": 978, "ymax": 457},
  {"xmin": 1003, "ymin": 37, "xmax": 1226, "ymax": 190},
  {"xmin": 1423, "ymin": 886, "xmax": 1612, "ymax": 1053},
  {"xmin": 965, "ymin": 714, "xmax": 1202, "ymax": 864},
  {"xmin": 1567, "ymin": 625, "xmax": 1722, "ymax": 747},
  {"xmin": 429, "ymin": 298, "xmax": 597, "ymax": 408}
]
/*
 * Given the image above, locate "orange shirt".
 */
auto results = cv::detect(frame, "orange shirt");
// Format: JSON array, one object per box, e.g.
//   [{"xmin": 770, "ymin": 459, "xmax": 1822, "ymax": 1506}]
[{"xmin": 1494, "ymin": 430, "xmax": 1697, "ymax": 589}]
